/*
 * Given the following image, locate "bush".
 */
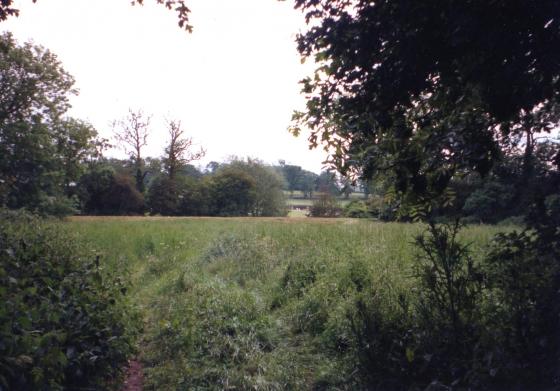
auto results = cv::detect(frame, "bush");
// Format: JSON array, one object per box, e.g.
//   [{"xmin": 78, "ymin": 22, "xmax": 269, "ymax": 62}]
[
  {"xmin": 346, "ymin": 217, "xmax": 560, "ymax": 390},
  {"xmin": 79, "ymin": 167, "xmax": 145, "ymax": 215},
  {"xmin": 35, "ymin": 195, "xmax": 78, "ymax": 218},
  {"xmin": 0, "ymin": 210, "xmax": 137, "ymax": 390},
  {"xmin": 462, "ymin": 181, "xmax": 515, "ymax": 223},
  {"xmin": 343, "ymin": 200, "xmax": 372, "ymax": 218},
  {"xmin": 147, "ymin": 175, "xmax": 183, "ymax": 215},
  {"xmin": 483, "ymin": 224, "xmax": 560, "ymax": 387},
  {"xmin": 309, "ymin": 193, "xmax": 341, "ymax": 217},
  {"xmin": 367, "ymin": 195, "xmax": 398, "ymax": 221},
  {"xmin": 207, "ymin": 167, "xmax": 256, "ymax": 216}
]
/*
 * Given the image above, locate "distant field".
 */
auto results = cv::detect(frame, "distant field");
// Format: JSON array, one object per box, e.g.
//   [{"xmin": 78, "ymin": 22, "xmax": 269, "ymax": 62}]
[
  {"xmin": 286, "ymin": 197, "xmax": 355, "ymax": 208},
  {"xmin": 67, "ymin": 217, "xmax": 506, "ymax": 390},
  {"xmin": 283, "ymin": 190, "xmax": 366, "ymax": 200}
]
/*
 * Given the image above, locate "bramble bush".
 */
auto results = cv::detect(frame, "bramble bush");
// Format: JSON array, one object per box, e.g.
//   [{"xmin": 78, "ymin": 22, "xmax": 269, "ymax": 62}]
[
  {"xmin": 348, "ymin": 215, "xmax": 559, "ymax": 390},
  {"xmin": 0, "ymin": 210, "xmax": 138, "ymax": 390}
]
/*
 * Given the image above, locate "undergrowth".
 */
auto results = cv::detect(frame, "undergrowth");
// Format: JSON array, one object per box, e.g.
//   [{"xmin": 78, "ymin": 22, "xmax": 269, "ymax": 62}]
[{"xmin": 68, "ymin": 218, "xmax": 508, "ymax": 390}]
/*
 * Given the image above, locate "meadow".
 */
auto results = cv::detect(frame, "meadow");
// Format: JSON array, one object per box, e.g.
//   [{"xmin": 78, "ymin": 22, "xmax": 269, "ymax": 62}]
[{"xmin": 67, "ymin": 217, "xmax": 509, "ymax": 390}]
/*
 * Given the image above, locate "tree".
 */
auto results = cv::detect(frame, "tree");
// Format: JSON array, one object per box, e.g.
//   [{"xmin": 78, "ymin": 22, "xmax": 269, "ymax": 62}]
[
  {"xmin": 229, "ymin": 158, "xmax": 287, "ymax": 217},
  {"xmin": 146, "ymin": 120, "xmax": 204, "ymax": 215},
  {"xmin": 315, "ymin": 170, "xmax": 339, "ymax": 195},
  {"xmin": 163, "ymin": 119, "xmax": 204, "ymax": 181},
  {"xmin": 279, "ymin": 163, "xmax": 302, "ymax": 195},
  {"xmin": 112, "ymin": 109, "xmax": 151, "ymax": 193},
  {"xmin": 78, "ymin": 165, "xmax": 144, "ymax": 215},
  {"xmin": 55, "ymin": 118, "xmax": 106, "ymax": 194},
  {"xmin": 292, "ymin": 0, "xmax": 560, "ymax": 209},
  {"xmin": 0, "ymin": 33, "xmax": 101, "ymax": 213},
  {"xmin": 462, "ymin": 181, "xmax": 515, "ymax": 223},
  {"xmin": 0, "ymin": 0, "xmax": 193, "ymax": 31},
  {"xmin": 208, "ymin": 167, "xmax": 256, "ymax": 216},
  {"xmin": 293, "ymin": 1, "xmax": 560, "ymax": 388},
  {"xmin": 297, "ymin": 170, "xmax": 318, "ymax": 198},
  {"xmin": 309, "ymin": 193, "xmax": 340, "ymax": 217},
  {"xmin": 277, "ymin": 163, "xmax": 318, "ymax": 198},
  {"xmin": 146, "ymin": 175, "xmax": 183, "ymax": 215}
]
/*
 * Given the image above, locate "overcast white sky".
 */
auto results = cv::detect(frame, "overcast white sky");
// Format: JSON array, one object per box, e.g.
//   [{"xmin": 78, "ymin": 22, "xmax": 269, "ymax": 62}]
[{"xmin": 2, "ymin": 0, "xmax": 328, "ymax": 173}]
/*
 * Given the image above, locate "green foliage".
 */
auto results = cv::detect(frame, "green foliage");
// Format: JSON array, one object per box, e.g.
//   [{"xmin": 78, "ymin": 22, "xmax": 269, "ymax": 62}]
[
  {"xmin": 276, "ymin": 163, "xmax": 318, "ymax": 198},
  {"xmin": 178, "ymin": 176, "xmax": 211, "ymax": 216},
  {"xmin": 343, "ymin": 200, "xmax": 372, "ymax": 218},
  {"xmin": 69, "ymin": 217, "xmax": 508, "ymax": 390},
  {"xmin": 412, "ymin": 222, "xmax": 485, "ymax": 387},
  {"xmin": 0, "ymin": 210, "xmax": 137, "ymax": 390},
  {"xmin": 462, "ymin": 182, "xmax": 515, "ymax": 223},
  {"xmin": 309, "ymin": 193, "xmax": 341, "ymax": 217},
  {"xmin": 208, "ymin": 166, "xmax": 256, "ymax": 216},
  {"xmin": 147, "ymin": 175, "xmax": 184, "ymax": 215},
  {"xmin": 293, "ymin": 0, "xmax": 560, "ymax": 208},
  {"xmin": 35, "ymin": 194, "xmax": 78, "ymax": 218},
  {"xmin": 0, "ymin": 33, "xmax": 103, "ymax": 216},
  {"xmin": 482, "ymin": 202, "xmax": 560, "ymax": 387},
  {"xmin": 79, "ymin": 165, "xmax": 145, "ymax": 215},
  {"xmin": 229, "ymin": 159, "xmax": 288, "ymax": 217}
]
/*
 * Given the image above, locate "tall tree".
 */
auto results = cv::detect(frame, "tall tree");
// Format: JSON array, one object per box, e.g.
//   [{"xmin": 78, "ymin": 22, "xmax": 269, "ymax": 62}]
[
  {"xmin": 0, "ymin": 32, "xmax": 100, "ymax": 211},
  {"xmin": 112, "ymin": 109, "xmax": 151, "ymax": 193},
  {"xmin": 163, "ymin": 119, "xmax": 205, "ymax": 181},
  {"xmin": 293, "ymin": 2, "xmax": 560, "ymax": 388},
  {"xmin": 292, "ymin": 0, "xmax": 560, "ymax": 210},
  {"xmin": 229, "ymin": 158, "xmax": 287, "ymax": 217},
  {"xmin": 208, "ymin": 167, "xmax": 256, "ymax": 217},
  {"xmin": 147, "ymin": 119, "xmax": 204, "ymax": 215}
]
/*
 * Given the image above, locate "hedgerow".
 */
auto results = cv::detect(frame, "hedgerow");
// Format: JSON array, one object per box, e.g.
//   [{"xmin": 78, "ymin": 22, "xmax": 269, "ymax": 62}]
[{"xmin": 0, "ymin": 210, "xmax": 138, "ymax": 390}]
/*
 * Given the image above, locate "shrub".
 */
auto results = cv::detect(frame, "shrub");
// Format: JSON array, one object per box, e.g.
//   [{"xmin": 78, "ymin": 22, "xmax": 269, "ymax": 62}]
[
  {"xmin": 147, "ymin": 175, "xmax": 183, "ymax": 215},
  {"xmin": 79, "ymin": 167, "xmax": 144, "ymax": 215},
  {"xmin": 343, "ymin": 200, "xmax": 372, "ymax": 218},
  {"xmin": 483, "ymin": 221, "xmax": 560, "ymax": 387},
  {"xmin": 0, "ymin": 210, "xmax": 137, "ymax": 390},
  {"xmin": 462, "ymin": 181, "xmax": 515, "ymax": 223},
  {"xmin": 309, "ymin": 193, "xmax": 341, "ymax": 217},
  {"xmin": 412, "ymin": 221, "xmax": 485, "ymax": 387},
  {"xmin": 35, "ymin": 194, "xmax": 78, "ymax": 218},
  {"xmin": 207, "ymin": 167, "xmax": 256, "ymax": 216}
]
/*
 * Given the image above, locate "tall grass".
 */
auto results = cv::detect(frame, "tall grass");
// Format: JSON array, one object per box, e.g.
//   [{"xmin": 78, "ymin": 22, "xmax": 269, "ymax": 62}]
[{"xmin": 66, "ymin": 217, "xmax": 506, "ymax": 390}]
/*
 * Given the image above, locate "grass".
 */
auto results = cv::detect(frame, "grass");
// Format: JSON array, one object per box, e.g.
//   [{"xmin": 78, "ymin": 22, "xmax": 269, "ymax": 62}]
[
  {"xmin": 286, "ymin": 198, "xmax": 353, "ymax": 208},
  {"xmin": 65, "ymin": 217, "xmax": 508, "ymax": 390}
]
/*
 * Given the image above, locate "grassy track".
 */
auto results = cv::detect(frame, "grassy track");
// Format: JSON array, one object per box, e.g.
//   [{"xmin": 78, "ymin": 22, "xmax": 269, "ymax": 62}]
[{"xmin": 66, "ymin": 217, "xmax": 508, "ymax": 390}]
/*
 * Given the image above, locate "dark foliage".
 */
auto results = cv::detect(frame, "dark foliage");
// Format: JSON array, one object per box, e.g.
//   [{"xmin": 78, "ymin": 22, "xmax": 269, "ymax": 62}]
[
  {"xmin": 0, "ymin": 33, "xmax": 104, "ymax": 216},
  {"xmin": 309, "ymin": 193, "xmax": 341, "ymax": 217},
  {"xmin": 78, "ymin": 167, "xmax": 145, "ymax": 215},
  {"xmin": 207, "ymin": 167, "xmax": 256, "ymax": 216},
  {"xmin": 292, "ymin": 0, "xmax": 560, "ymax": 205},
  {"xmin": 347, "ymin": 216, "xmax": 560, "ymax": 390},
  {"xmin": 0, "ymin": 210, "xmax": 137, "ymax": 390},
  {"xmin": 482, "ymin": 199, "xmax": 560, "ymax": 388}
]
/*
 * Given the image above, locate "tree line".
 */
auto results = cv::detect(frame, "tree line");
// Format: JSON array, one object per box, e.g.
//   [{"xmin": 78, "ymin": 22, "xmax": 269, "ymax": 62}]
[{"xmin": 0, "ymin": 31, "xmax": 361, "ymax": 220}]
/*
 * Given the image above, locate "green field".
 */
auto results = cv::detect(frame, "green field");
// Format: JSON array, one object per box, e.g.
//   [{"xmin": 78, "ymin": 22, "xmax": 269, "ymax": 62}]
[
  {"xmin": 286, "ymin": 197, "xmax": 355, "ymax": 208},
  {"xmin": 67, "ymin": 217, "xmax": 507, "ymax": 390}
]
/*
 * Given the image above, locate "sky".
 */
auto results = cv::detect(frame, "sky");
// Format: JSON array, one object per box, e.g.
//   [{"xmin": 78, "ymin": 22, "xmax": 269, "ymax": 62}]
[{"xmin": 2, "ymin": 0, "xmax": 329, "ymax": 173}]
